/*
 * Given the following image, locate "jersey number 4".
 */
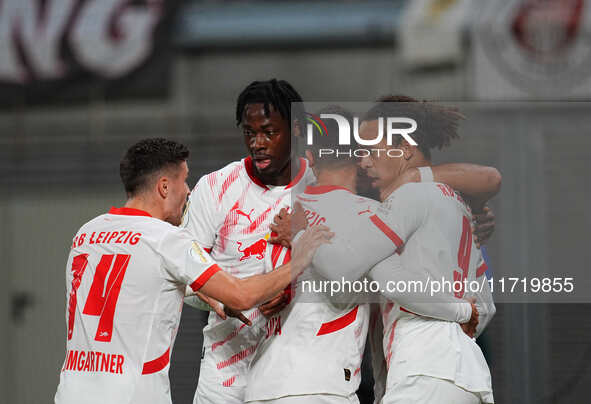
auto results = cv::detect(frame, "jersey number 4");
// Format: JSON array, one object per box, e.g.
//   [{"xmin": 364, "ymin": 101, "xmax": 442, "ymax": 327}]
[
  {"xmin": 453, "ymin": 216, "xmax": 472, "ymax": 299},
  {"xmin": 68, "ymin": 253, "xmax": 131, "ymax": 342}
]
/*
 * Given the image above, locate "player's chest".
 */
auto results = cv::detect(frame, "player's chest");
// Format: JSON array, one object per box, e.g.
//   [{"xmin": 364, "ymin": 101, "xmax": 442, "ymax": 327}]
[{"xmin": 212, "ymin": 191, "xmax": 289, "ymax": 262}]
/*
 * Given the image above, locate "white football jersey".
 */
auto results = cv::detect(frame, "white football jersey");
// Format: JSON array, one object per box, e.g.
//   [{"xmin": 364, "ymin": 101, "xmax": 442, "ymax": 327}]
[
  {"xmin": 374, "ymin": 183, "xmax": 494, "ymax": 403},
  {"xmin": 54, "ymin": 207, "xmax": 220, "ymax": 404},
  {"xmin": 245, "ymin": 185, "xmax": 373, "ymax": 402},
  {"xmin": 182, "ymin": 157, "xmax": 315, "ymax": 388}
]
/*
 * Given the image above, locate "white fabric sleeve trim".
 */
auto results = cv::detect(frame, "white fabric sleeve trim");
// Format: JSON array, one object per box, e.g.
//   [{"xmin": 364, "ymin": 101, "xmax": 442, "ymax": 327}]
[{"xmin": 418, "ymin": 166, "xmax": 434, "ymax": 183}]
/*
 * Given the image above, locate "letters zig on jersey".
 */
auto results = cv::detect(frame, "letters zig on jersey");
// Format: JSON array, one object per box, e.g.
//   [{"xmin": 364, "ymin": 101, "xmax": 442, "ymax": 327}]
[{"xmin": 245, "ymin": 185, "xmax": 374, "ymax": 402}]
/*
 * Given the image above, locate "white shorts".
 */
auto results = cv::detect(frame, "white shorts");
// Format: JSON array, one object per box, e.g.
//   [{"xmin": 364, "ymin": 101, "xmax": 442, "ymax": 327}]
[
  {"xmin": 383, "ymin": 375, "xmax": 481, "ymax": 404},
  {"xmin": 248, "ymin": 393, "xmax": 359, "ymax": 404},
  {"xmin": 193, "ymin": 383, "xmax": 245, "ymax": 404}
]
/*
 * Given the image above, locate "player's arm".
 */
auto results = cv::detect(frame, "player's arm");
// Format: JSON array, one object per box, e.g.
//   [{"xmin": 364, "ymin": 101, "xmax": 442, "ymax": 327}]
[
  {"xmin": 467, "ymin": 258, "xmax": 496, "ymax": 338},
  {"xmin": 182, "ymin": 175, "xmax": 218, "ymax": 248},
  {"xmin": 368, "ymin": 254, "xmax": 473, "ymax": 324},
  {"xmin": 198, "ymin": 225, "xmax": 332, "ymax": 310},
  {"xmin": 184, "ymin": 288, "xmax": 227, "ymax": 318},
  {"xmin": 396, "ymin": 164, "xmax": 501, "ymax": 211},
  {"xmin": 393, "ymin": 164, "xmax": 500, "ymax": 245},
  {"xmin": 181, "ymin": 175, "xmax": 219, "ymax": 310},
  {"xmin": 312, "ymin": 183, "xmax": 427, "ymax": 283}
]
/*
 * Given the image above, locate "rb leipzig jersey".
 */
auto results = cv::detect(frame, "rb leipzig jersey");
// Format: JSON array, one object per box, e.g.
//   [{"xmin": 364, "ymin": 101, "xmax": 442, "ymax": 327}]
[
  {"xmin": 54, "ymin": 207, "xmax": 220, "ymax": 404},
  {"xmin": 182, "ymin": 157, "xmax": 314, "ymax": 388},
  {"xmin": 374, "ymin": 183, "xmax": 495, "ymax": 403},
  {"xmin": 245, "ymin": 185, "xmax": 374, "ymax": 401}
]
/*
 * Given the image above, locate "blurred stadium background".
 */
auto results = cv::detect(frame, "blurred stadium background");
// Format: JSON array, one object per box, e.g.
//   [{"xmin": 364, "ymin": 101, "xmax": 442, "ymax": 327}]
[{"xmin": 1, "ymin": 0, "xmax": 590, "ymax": 403}]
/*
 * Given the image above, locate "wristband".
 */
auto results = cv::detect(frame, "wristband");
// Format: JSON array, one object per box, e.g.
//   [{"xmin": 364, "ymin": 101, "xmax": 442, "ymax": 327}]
[{"xmin": 418, "ymin": 166, "xmax": 434, "ymax": 183}]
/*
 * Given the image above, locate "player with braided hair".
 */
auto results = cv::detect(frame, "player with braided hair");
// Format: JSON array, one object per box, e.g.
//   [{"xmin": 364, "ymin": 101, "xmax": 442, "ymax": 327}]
[{"xmin": 183, "ymin": 79, "xmax": 317, "ymax": 404}]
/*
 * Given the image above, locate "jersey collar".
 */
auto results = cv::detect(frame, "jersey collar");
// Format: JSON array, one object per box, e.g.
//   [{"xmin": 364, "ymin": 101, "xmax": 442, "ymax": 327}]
[
  {"xmin": 108, "ymin": 207, "xmax": 152, "ymax": 217},
  {"xmin": 304, "ymin": 185, "xmax": 353, "ymax": 195},
  {"xmin": 243, "ymin": 157, "xmax": 307, "ymax": 190}
]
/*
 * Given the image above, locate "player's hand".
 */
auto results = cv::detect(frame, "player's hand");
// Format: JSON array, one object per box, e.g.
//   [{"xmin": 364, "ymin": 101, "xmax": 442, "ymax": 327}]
[
  {"xmin": 259, "ymin": 292, "xmax": 289, "ymax": 318},
  {"xmin": 460, "ymin": 299, "xmax": 479, "ymax": 338},
  {"xmin": 290, "ymin": 225, "xmax": 334, "ymax": 276},
  {"xmin": 195, "ymin": 290, "xmax": 226, "ymax": 320},
  {"xmin": 269, "ymin": 203, "xmax": 309, "ymax": 248},
  {"xmin": 224, "ymin": 306, "xmax": 252, "ymax": 326},
  {"xmin": 269, "ymin": 207, "xmax": 292, "ymax": 248},
  {"xmin": 472, "ymin": 205, "xmax": 495, "ymax": 248}
]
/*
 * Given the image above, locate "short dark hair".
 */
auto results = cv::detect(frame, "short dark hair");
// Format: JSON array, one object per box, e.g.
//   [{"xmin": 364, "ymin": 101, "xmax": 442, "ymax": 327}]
[
  {"xmin": 120, "ymin": 138, "xmax": 189, "ymax": 196},
  {"xmin": 235, "ymin": 79, "xmax": 305, "ymax": 130},
  {"xmin": 363, "ymin": 95, "xmax": 464, "ymax": 160},
  {"xmin": 307, "ymin": 105, "xmax": 357, "ymax": 168}
]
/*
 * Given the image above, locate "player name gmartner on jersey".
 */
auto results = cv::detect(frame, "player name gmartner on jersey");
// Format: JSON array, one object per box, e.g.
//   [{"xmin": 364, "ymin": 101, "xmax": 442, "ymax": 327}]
[{"xmin": 55, "ymin": 207, "xmax": 220, "ymax": 404}]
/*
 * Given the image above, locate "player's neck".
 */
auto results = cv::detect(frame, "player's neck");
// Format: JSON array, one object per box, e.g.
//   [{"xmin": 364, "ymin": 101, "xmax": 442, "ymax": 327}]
[
  {"xmin": 314, "ymin": 166, "xmax": 357, "ymax": 193},
  {"xmin": 378, "ymin": 156, "xmax": 432, "ymax": 201},
  {"xmin": 124, "ymin": 195, "xmax": 164, "ymax": 221},
  {"xmin": 408, "ymin": 155, "xmax": 431, "ymax": 170},
  {"xmin": 257, "ymin": 158, "xmax": 298, "ymax": 186}
]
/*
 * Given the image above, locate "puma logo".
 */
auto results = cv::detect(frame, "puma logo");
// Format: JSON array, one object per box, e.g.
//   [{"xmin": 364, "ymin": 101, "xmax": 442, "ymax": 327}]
[{"xmin": 236, "ymin": 208, "xmax": 255, "ymax": 223}]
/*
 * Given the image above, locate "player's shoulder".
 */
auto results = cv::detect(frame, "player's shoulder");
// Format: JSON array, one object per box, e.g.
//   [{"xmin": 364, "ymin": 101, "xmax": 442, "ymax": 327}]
[
  {"xmin": 75, "ymin": 213, "xmax": 109, "ymax": 235},
  {"xmin": 192, "ymin": 159, "xmax": 245, "ymax": 191},
  {"xmin": 385, "ymin": 182, "xmax": 431, "ymax": 201}
]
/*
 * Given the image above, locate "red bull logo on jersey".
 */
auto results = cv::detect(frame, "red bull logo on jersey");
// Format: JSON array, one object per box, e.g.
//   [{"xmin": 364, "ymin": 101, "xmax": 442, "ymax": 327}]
[{"xmin": 237, "ymin": 234, "xmax": 269, "ymax": 261}]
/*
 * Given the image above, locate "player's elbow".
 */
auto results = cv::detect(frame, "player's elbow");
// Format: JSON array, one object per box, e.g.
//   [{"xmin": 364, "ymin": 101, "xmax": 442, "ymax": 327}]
[{"xmin": 484, "ymin": 166, "xmax": 502, "ymax": 197}]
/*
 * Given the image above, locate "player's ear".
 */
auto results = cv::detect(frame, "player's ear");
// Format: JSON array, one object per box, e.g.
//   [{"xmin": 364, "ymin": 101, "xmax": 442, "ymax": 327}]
[
  {"xmin": 400, "ymin": 140, "xmax": 415, "ymax": 161},
  {"xmin": 157, "ymin": 176, "xmax": 169, "ymax": 199},
  {"xmin": 305, "ymin": 150, "xmax": 315, "ymax": 167}
]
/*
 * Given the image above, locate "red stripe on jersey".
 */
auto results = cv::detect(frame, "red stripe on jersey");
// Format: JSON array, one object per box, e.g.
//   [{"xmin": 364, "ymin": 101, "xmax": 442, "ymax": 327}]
[
  {"xmin": 476, "ymin": 261, "xmax": 488, "ymax": 278},
  {"xmin": 212, "ymin": 310, "xmax": 261, "ymax": 352},
  {"xmin": 270, "ymin": 242, "xmax": 283, "ymax": 269},
  {"xmin": 369, "ymin": 215, "xmax": 403, "ymax": 249},
  {"xmin": 142, "ymin": 348, "xmax": 170, "ymax": 374},
  {"xmin": 216, "ymin": 344, "xmax": 258, "ymax": 370},
  {"xmin": 244, "ymin": 157, "xmax": 269, "ymax": 190},
  {"xmin": 296, "ymin": 195, "xmax": 318, "ymax": 203},
  {"xmin": 204, "ymin": 247, "xmax": 212, "ymax": 254},
  {"xmin": 383, "ymin": 302, "xmax": 395, "ymax": 316},
  {"xmin": 304, "ymin": 185, "xmax": 352, "ymax": 195},
  {"xmin": 218, "ymin": 197, "xmax": 248, "ymax": 252},
  {"xmin": 317, "ymin": 306, "xmax": 359, "ymax": 336},
  {"xmin": 353, "ymin": 367, "xmax": 361, "ymax": 376},
  {"xmin": 385, "ymin": 320, "xmax": 398, "ymax": 371},
  {"xmin": 189, "ymin": 264, "xmax": 221, "ymax": 292},
  {"xmin": 286, "ymin": 158, "xmax": 307, "ymax": 189},
  {"xmin": 206, "ymin": 171, "xmax": 218, "ymax": 191},
  {"xmin": 218, "ymin": 165, "xmax": 242, "ymax": 203},
  {"xmin": 222, "ymin": 375, "xmax": 237, "ymax": 387},
  {"xmin": 108, "ymin": 207, "xmax": 151, "ymax": 217},
  {"xmin": 242, "ymin": 198, "xmax": 283, "ymax": 235},
  {"xmin": 400, "ymin": 306, "xmax": 418, "ymax": 316}
]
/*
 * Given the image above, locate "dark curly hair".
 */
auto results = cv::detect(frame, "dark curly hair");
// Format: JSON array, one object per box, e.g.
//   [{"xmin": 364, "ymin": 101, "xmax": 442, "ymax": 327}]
[
  {"xmin": 120, "ymin": 138, "xmax": 189, "ymax": 196},
  {"xmin": 235, "ymin": 79, "xmax": 305, "ymax": 131},
  {"xmin": 363, "ymin": 95, "xmax": 464, "ymax": 160}
]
